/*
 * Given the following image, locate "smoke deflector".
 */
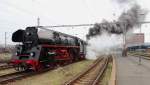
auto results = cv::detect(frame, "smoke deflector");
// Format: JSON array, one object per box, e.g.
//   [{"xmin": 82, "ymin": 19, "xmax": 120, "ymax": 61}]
[{"xmin": 12, "ymin": 29, "xmax": 25, "ymax": 42}]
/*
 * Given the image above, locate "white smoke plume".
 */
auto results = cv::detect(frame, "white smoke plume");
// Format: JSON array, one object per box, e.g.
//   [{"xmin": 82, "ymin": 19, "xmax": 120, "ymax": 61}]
[{"xmin": 86, "ymin": 33, "xmax": 122, "ymax": 59}]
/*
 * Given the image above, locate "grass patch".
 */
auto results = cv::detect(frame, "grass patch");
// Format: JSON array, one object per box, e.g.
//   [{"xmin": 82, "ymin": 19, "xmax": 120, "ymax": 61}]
[{"xmin": 7, "ymin": 60, "xmax": 94, "ymax": 85}]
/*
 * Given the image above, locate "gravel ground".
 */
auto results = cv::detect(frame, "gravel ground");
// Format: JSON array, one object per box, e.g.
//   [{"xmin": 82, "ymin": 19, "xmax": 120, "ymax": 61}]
[
  {"xmin": 7, "ymin": 60, "xmax": 93, "ymax": 85},
  {"xmin": 0, "ymin": 53, "xmax": 12, "ymax": 63}
]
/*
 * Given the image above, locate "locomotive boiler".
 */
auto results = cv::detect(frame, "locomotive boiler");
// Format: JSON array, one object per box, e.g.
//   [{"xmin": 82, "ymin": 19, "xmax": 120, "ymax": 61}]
[{"xmin": 11, "ymin": 26, "xmax": 86, "ymax": 71}]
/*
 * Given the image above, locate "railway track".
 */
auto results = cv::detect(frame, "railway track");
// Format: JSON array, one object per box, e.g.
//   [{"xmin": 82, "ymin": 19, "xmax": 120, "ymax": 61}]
[
  {"xmin": 0, "ymin": 71, "xmax": 29, "ymax": 84},
  {"xmin": 0, "ymin": 60, "xmax": 82, "ymax": 84},
  {"xmin": 0, "ymin": 68, "xmax": 52, "ymax": 84},
  {"xmin": 0, "ymin": 64, "xmax": 13, "ymax": 70},
  {"xmin": 128, "ymin": 53, "xmax": 150, "ymax": 60},
  {"xmin": 64, "ymin": 56, "xmax": 109, "ymax": 85}
]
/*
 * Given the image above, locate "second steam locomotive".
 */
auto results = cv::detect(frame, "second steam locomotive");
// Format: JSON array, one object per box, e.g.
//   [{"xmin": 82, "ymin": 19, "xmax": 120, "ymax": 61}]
[{"xmin": 11, "ymin": 26, "xmax": 86, "ymax": 71}]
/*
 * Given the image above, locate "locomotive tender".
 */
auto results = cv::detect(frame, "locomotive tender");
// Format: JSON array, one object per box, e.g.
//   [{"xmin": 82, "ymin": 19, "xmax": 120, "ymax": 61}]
[{"xmin": 11, "ymin": 26, "xmax": 86, "ymax": 71}]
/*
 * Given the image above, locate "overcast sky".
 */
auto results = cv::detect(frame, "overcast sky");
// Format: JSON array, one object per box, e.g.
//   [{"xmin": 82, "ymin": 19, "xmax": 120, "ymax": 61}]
[{"xmin": 0, "ymin": 0, "xmax": 150, "ymax": 45}]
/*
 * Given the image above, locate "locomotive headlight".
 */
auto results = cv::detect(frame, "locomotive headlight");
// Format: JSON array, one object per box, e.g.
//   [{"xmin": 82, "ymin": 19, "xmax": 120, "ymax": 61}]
[
  {"xmin": 30, "ymin": 52, "xmax": 34, "ymax": 57},
  {"xmin": 26, "ymin": 32, "xmax": 30, "ymax": 35},
  {"xmin": 15, "ymin": 52, "xmax": 18, "ymax": 56},
  {"xmin": 26, "ymin": 32, "xmax": 31, "ymax": 36}
]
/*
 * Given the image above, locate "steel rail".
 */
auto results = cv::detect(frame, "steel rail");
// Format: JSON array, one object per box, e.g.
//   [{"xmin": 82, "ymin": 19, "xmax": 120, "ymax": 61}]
[
  {"xmin": 0, "ymin": 64, "xmax": 13, "ymax": 70},
  {"xmin": 64, "ymin": 56, "xmax": 109, "ymax": 85},
  {"xmin": 0, "ymin": 68, "xmax": 52, "ymax": 84},
  {"xmin": 92, "ymin": 57, "xmax": 109, "ymax": 85},
  {"xmin": 0, "ymin": 59, "xmax": 84, "ymax": 84}
]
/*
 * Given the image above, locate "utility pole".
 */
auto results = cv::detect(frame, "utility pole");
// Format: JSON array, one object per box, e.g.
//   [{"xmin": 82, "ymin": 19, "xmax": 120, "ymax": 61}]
[
  {"xmin": 139, "ymin": 23, "xmax": 142, "ymax": 65},
  {"xmin": 4, "ymin": 32, "xmax": 7, "ymax": 52},
  {"xmin": 122, "ymin": 23, "xmax": 127, "ymax": 57},
  {"xmin": 138, "ymin": 13, "xmax": 145, "ymax": 65},
  {"xmin": 37, "ymin": 17, "xmax": 40, "ymax": 26},
  {"xmin": 139, "ymin": 13, "xmax": 145, "ymax": 33},
  {"xmin": 139, "ymin": 21, "xmax": 142, "ymax": 65}
]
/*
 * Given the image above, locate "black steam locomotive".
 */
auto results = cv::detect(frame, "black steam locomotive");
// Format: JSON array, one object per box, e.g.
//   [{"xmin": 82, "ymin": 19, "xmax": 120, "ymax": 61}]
[{"xmin": 11, "ymin": 26, "xmax": 86, "ymax": 71}]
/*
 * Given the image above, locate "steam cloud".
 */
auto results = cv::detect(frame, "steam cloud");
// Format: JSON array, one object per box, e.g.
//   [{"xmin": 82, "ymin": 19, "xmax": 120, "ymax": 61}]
[
  {"xmin": 86, "ymin": 0, "xmax": 148, "ymax": 59},
  {"xmin": 86, "ymin": 33, "xmax": 122, "ymax": 59}
]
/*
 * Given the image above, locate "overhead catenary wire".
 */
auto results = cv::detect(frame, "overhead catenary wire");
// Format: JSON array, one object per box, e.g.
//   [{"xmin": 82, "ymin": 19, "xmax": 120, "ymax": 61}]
[
  {"xmin": 0, "ymin": 0, "xmax": 57, "ymax": 26},
  {"xmin": 34, "ymin": 21, "xmax": 150, "ymax": 28}
]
